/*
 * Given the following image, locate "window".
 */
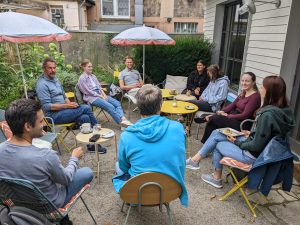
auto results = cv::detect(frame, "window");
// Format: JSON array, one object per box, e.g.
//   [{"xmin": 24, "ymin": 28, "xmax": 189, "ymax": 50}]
[
  {"xmin": 174, "ymin": 22, "xmax": 198, "ymax": 33},
  {"xmin": 101, "ymin": 0, "xmax": 130, "ymax": 18},
  {"xmin": 219, "ymin": 1, "xmax": 248, "ymax": 90},
  {"xmin": 50, "ymin": 6, "xmax": 64, "ymax": 27}
]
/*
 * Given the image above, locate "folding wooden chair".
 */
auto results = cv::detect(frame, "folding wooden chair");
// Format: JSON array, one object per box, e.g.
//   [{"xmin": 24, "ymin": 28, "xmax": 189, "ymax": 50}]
[
  {"xmin": 0, "ymin": 176, "xmax": 97, "ymax": 224},
  {"xmin": 119, "ymin": 172, "xmax": 182, "ymax": 225}
]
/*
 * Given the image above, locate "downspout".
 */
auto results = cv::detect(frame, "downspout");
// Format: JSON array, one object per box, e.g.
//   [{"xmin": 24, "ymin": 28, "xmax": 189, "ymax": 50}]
[
  {"xmin": 135, "ymin": 0, "xmax": 143, "ymax": 25},
  {"xmin": 79, "ymin": 0, "xmax": 86, "ymax": 30}
]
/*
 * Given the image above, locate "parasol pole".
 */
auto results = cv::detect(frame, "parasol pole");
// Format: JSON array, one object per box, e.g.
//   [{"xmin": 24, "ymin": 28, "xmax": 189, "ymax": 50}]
[
  {"xmin": 15, "ymin": 43, "xmax": 28, "ymax": 98},
  {"xmin": 143, "ymin": 44, "xmax": 145, "ymax": 82}
]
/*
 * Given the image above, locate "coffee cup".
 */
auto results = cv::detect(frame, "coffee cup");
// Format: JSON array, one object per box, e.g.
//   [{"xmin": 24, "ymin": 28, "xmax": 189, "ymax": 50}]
[{"xmin": 80, "ymin": 123, "xmax": 92, "ymax": 134}]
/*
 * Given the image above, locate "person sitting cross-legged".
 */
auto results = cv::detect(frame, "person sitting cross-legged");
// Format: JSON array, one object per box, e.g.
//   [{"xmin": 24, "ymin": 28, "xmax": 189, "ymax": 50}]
[
  {"xmin": 0, "ymin": 99, "xmax": 94, "ymax": 223},
  {"xmin": 186, "ymin": 76, "xmax": 295, "ymax": 189},
  {"xmin": 77, "ymin": 59, "xmax": 131, "ymax": 127}
]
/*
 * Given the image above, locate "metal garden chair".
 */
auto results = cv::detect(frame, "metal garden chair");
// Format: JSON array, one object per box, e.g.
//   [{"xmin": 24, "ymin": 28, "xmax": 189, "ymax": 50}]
[
  {"xmin": 0, "ymin": 176, "xmax": 97, "ymax": 224},
  {"xmin": 119, "ymin": 172, "xmax": 182, "ymax": 225}
]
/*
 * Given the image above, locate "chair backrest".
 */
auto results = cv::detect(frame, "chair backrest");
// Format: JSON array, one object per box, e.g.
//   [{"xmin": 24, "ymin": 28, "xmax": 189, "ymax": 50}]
[
  {"xmin": 120, "ymin": 172, "xmax": 182, "ymax": 206},
  {"xmin": 164, "ymin": 75, "xmax": 187, "ymax": 93},
  {"xmin": 0, "ymin": 128, "xmax": 6, "ymax": 143},
  {"xmin": 0, "ymin": 109, "xmax": 5, "ymax": 121},
  {"xmin": 0, "ymin": 176, "xmax": 63, "ymax": 221},
  {"xmin": 74, "ymin": 85, "xmax": 84, "ymax": 104}
]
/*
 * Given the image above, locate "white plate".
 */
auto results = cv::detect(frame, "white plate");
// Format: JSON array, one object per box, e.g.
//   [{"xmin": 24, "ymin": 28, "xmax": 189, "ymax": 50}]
[
  {"xmin": 101, "ymin": 131, "xmax": 115, "ymax": 138},
  {"xmin": 218, "ymin": 128, "xmax": 242, "ymax": 137},
  {"xmin": 185, "ymin": 105, "xmax": 195, "ymax": 110}
]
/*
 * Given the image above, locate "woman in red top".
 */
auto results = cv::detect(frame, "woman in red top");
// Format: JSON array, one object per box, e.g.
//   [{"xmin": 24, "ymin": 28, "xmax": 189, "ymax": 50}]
[{"xmin": 201, "ymin": 72, "xmax": 261, "ymax": 143}]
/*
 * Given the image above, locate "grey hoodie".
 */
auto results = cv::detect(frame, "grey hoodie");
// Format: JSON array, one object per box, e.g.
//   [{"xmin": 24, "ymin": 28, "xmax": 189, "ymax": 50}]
[{"xmin": 201, "ymin": 75, "xmax": 230, "ymax": 112}]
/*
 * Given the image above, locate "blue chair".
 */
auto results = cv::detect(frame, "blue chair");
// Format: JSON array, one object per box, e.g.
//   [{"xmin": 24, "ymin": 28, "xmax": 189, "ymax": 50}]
[{"xmin": 0, "ymin": 176, "xmax": 97, "ymax": 224}]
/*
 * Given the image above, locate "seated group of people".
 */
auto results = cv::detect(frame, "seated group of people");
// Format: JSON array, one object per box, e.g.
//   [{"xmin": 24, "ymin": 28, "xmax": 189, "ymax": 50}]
[{"xmin": 0, "ymin": 56, "xmax": 296, "ymax": 222}]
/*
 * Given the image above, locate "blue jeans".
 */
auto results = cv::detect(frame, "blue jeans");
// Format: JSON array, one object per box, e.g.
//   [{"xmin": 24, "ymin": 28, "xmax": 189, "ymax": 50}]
[
  {"xmin": 50, "ymin": 104, "xmax": 98, "ymax": 126},
  {"xmin": 198, "ymin": 130, "xmax": 255, "ymax": 170},
  {"xmin": 63, "ymin": 167, "xmax": 93, "ymax": 206},
  {"xmin": 91, "ymin": 97, "xmax": 124, "ymax": 124}
]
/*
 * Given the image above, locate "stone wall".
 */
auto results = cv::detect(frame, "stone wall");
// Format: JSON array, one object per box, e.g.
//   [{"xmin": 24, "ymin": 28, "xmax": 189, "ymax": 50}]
[
  {"xmin": 144, "ymin": 0, "xmax": 161, "ymax": 17},
  {"xmin": 174, "ymin": 0, "xmax": 204, "ymax": 17},
  {"xmin": 60, "ymin": 31, "xmax": 202, "ymax": 67}
]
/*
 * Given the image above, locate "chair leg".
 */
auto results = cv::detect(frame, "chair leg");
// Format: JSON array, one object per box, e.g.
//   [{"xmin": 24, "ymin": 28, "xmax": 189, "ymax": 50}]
[
  {"xmin": 55, "ymin": 139, "xmax": 62, "ymax": 155},
  {"xmin": 121, "ymin": 201, "xmax": 125, "ymax": 212},
  {"xmin": 127, "ymin": 99, "xmax": 131, "ymax": 120},
  {"xmin": 80, "ymin": 196, "xmax": 98, "ymax": 225},
  {"xmin": 164, "ymin": 203, "xmax": 174, "ymax": 225},
  {"xmin": 219, "ymin": 168, "xmax": 257, "ymax": 218},
  {"xmin": 196, "ymin": 124, "xmax": 200, "ymax": 140},
  {"xmin": 123, "ymin": 205, "xmax": 132, "ymax": 225}
]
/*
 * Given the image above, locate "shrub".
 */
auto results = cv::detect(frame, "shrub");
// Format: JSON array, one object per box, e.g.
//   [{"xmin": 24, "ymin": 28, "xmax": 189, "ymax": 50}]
[{"xmin": 132, "ymin": 36, "xmax": 214, "ymax": 84}]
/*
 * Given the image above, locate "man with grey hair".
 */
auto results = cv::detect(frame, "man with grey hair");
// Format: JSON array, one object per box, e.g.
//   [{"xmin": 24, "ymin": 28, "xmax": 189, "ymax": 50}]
[{"xmin": 112, "ymin": 84, "xmax": 188, "ymax": 206}]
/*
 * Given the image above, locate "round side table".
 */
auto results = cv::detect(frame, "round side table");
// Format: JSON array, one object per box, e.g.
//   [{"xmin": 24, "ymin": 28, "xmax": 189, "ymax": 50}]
[{"xmin": 76, "ymin": 128, "xmax": 117, "ymax": 183}]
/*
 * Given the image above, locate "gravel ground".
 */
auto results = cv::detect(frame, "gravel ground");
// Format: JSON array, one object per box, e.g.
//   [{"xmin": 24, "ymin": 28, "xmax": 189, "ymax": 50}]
[{"xmin": 59, "ymin": 108, "xmax": 291, "ymax": 225}]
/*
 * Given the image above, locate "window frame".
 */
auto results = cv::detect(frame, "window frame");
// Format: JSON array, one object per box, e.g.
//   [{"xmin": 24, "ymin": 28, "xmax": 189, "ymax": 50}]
[
  {"xmin": 50, "ymin": 5, "xmax": 65, "ymax": 27},
  {"xmin": 218, "ymin": 0, "xmax": 248, "ymax": 90},
  {"xmin": 101, "ymin": 0, "xmax": 130, "ymax": 19},
  {"xmin": 174, "ymin": 22, "xmax": 198, "ymax": 33}
]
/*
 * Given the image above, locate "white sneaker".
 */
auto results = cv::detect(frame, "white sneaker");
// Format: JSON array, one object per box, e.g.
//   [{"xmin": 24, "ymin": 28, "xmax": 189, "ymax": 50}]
[{"xmin": 120, "ymin": 120, "xmax": 133, "ymax": 127}]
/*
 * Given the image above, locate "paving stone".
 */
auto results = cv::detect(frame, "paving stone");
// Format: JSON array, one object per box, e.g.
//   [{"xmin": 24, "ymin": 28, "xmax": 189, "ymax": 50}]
[
  {"xmin": 269, "ymin": 201, "xmax": 300, "ymax": 225},
  {"xmin": 290, "ymin": 184, "xmax": 300, "ymax": 194},
  {"xmin": 248, "ymin": 192, "xmax": 269, "ymax": 205},
  {"xmin": 256, "ymin": 206, "xmax": 278, "ymax": 224},
  {"xmin": 266, "ymin": 190, "xmax": 285, "ymax": 204},
  {"xmin": 278, "ymin": 190, "xmax": 298, "ymax": 201}
]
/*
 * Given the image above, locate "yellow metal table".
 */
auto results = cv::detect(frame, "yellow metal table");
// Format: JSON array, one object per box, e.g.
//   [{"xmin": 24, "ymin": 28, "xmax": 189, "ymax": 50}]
[
  {"xmin": 161, "ymin": 89, "xmax": 175, "ymax": 99},
  {"xmin": 76, "ymin": 128, "xmax": 117, "ymax": 183},
  {"xmin": 161, "ymin": 101, "xmax": 198, "ymax": 157},
  {"xmin": 161, "ymin": 100, "xmax": 198, "ymax": 115}
]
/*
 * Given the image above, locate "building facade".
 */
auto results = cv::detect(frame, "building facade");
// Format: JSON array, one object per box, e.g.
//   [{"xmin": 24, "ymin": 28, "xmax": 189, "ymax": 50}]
[
  {"xmin": 204, "ymin": 0, "xmax": 300, "ymax": 151},
  {"xmin": 88, "ymin": 0, "xmax": 205, "ymax": 33},
  {"xmin": 0, "ymin": 0, "xmax": 95, "ymax": 30}
]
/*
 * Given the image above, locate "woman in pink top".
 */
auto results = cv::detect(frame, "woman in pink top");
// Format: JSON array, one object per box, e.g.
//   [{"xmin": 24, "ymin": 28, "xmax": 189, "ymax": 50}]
[{"xmin": 200, "ymin": 72, "xmax": 261, "ymax": 143}]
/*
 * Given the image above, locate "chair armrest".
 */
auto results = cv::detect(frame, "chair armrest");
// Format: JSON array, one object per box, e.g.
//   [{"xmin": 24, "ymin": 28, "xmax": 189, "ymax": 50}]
[
  {"xmin": 240, "ymin": 119, "xmax": 256, "ymax": 131},
  {"xmin": 44, "ymin": 117, "xmax": 56, "ymax": 134}
]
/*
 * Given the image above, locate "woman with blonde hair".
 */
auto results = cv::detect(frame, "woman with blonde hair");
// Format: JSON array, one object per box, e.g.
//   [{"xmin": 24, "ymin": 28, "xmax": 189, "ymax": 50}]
[{"xmin": 77, "ymin": 59, "xmax": 131, "ymax": 126}]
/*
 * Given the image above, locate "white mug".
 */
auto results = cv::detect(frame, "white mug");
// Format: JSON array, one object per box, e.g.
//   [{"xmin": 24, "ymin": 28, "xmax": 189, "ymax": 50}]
[{"xmin": 80, "ymin": 123, "xmax": 92, "ymax": 134}]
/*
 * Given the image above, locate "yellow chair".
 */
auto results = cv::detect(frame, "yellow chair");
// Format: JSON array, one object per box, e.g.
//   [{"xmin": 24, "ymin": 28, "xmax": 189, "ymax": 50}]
[
  {"xmin": 44, "ymin": 118, "xmax": 76, "ymax": 153},
  {"xmin": 113, "ymin": 70, "xmax": 120, "ymax": 82},
  {"xmin": 219, "ymin": 157, "xmax": 257, "ymax": 217},
  {"xmin": 120, "ymin": 172, "xmax": 182, "ymax": 225}
]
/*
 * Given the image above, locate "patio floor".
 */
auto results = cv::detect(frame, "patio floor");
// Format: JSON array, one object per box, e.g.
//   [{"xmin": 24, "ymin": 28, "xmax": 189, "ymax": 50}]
[{"xmin": 59, "ymin": 107, "xmax": 300, "ymax": 225}]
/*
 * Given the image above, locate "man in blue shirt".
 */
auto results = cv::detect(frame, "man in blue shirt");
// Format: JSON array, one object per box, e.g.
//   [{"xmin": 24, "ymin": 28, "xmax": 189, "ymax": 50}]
[{"xmin": 36, "ymin": 58, "xmax": 98, "ymax": 126}]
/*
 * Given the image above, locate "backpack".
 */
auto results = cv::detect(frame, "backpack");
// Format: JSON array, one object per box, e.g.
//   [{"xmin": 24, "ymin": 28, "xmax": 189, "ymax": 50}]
[{"xmin": 108, "ymin": 83, "xmax": 122, "ymax": 100}]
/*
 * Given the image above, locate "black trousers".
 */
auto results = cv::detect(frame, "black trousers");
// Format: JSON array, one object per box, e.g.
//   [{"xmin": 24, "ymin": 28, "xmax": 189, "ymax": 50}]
[
  {"xmin": 188, "ymin": 100, "xmax": 213, "ymax": 112},
  {"xmin": 201, "ymin": 115, "xmax": 241, "ymax": 143}
]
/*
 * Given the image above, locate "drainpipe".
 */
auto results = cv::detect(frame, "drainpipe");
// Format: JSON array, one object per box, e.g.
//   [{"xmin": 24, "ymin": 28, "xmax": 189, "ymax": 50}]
[
  {"xmin": 79, "ymin": 0, "xmax": 86, "ymax": 30},
  {"xmin": 135, "ymin": 0, "xmax": 143, "ymax": 25}
]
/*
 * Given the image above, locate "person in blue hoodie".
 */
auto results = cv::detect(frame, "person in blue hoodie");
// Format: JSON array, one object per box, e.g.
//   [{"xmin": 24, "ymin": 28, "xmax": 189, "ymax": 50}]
[
  {"xmin": 112, "ymin": 84, "xmax": 188, "ymax": 206},
  {"xmin": 189, "ymin": 64, "xmax": 230, "ymax": 112}
]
